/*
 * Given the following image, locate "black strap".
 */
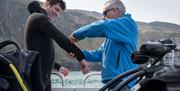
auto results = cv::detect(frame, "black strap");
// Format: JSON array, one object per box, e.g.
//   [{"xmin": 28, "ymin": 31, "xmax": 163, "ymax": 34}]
[{"xmin": 0, "ymin": 40, "xmax": 20, "ymax": 52}]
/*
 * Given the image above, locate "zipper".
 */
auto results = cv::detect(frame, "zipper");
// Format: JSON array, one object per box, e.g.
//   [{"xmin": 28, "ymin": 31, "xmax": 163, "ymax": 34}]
[{"xmin": 116, "ymin": 51, "xmax": 120, "ymax": 69}]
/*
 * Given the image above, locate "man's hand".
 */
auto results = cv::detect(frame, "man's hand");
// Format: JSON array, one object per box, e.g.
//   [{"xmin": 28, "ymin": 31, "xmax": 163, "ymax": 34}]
[
  {"xmin": 69, "ymin": 34, "xmax": 78, "ymax": 44},
  {"xmin": 68, "ymin": 53, "xmax": 89, "ymax": 74},
  {"xmin": 80, "ymin": 59, "xmax": 90, "ymax": 74},
  {"xmin": 59, "ymin": 67, "xmax": 69, "ymax": 76}
]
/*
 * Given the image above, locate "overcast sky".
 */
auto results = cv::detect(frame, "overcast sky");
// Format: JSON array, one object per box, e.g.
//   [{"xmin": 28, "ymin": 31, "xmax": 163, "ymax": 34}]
[{"xmin": 39, "ymin": 0, "xmax": 180, "ymax": 25}]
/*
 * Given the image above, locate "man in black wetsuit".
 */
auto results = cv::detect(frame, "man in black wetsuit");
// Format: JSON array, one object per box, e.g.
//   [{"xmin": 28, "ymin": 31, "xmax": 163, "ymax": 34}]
[
  {"xmin": 25, "ymin": 0, "xmax": 89, "ymax": 91},
  {"xmin": 27, "ymin": 0, "xmax": 69, "ymax": 77}
]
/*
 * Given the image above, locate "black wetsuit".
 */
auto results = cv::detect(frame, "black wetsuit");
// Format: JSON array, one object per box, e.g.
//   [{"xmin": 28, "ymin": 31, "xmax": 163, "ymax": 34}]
[
  {"xmin": 25, "ymin": 1, "xmax": 84, "ymax": 91},
  {"xmin": 28, "ymin": 0, "xmax": 62, "ymax": 71}
]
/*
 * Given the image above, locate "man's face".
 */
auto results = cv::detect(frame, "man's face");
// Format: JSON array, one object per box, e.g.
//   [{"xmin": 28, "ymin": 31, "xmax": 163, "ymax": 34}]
[
  {"xmin": 104, "ymin": 8, "xmax": 122, "ymax": 19},
  {"xmin": 103, "ymin": 3, "xmax": 120, "ymax": 19},
  {"xmin": 46, "ymin": 3, "xmax": 63, "ymax": 20},
  {"xmin": 103, "ymin": 8, "xmax": 115, "ymax": 19}
]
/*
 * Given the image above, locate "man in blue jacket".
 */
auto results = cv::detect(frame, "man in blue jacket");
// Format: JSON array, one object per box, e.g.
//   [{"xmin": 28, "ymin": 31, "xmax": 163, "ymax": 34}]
[{"xmin": 70, "ymin": 0, "xmax": 139, "ymax": 89}]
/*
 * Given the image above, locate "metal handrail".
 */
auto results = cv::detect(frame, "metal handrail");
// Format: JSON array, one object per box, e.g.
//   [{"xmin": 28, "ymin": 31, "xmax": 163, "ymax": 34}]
[
  {"xmin": 51, "ymin": 72, "xmax": 64, "ymax": 87},
  {"xmin": 83, "ymin": 72, "xmax": 101, "ymax": 87}
]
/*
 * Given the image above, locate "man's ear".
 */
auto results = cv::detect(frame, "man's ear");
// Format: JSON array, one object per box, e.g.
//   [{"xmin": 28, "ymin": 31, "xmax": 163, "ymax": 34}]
[{"xmin": 44, "ymin": 0, "xmax": 50, "ymax": 7}]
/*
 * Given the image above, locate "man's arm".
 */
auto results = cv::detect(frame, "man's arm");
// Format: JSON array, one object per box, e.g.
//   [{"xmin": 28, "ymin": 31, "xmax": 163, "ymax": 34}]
[
  {"xmin": 54, "ymin": 62, "xmax": 69, "ymax": 76},
  {"xmin": 83, "ymin": 42, "xmax": 104, "ymax": 62},
  {"xmin": 71, "ymin": 20, "xmax": 106, "ymax": 41},
  {"xmin": 37, "ymin": 15, "xmax": 84, "ymax": 61},
  {"xmin": 71, "ymin": 15, "xmax": 137, "ymax": 43},
  {"xmin": 54, "ymin": 62, "xmax": 61, "ymax": 71},
  {"xmin": 36, "ymin": 15, "xmax": 89, "ymax": 74}
]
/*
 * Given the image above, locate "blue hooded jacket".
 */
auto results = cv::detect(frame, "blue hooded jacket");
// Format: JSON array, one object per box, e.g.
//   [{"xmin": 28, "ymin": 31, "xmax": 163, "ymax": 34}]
[{"xmin": 73, "ymin": 14, "xmax": 139, "ymax": 87}]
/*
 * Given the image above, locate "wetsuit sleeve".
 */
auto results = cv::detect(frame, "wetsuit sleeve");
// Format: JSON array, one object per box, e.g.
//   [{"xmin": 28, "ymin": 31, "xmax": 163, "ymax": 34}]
[
  {"xmin": 37, "ymin": 15, "xmax": 85, "ymax": 61},
  {"xmin": 54, "ymin": 62, "xmax": 61, "ymax": 71}
]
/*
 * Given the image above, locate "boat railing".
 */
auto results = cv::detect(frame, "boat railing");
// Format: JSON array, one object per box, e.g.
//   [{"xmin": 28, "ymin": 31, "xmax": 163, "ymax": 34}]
[
  {"xmin": 83, "ymin": 72, "xmax": 101, "ymax": 87},
  {"xmin": 51, "ymin": 72, "xmax": 64, "ymax": 87}
]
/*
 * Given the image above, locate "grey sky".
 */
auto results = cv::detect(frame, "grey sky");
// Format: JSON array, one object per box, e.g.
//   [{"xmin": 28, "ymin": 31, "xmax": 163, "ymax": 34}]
[
  {"xmin": 39, "ymin": 0, "xmax": 180, "ymax": 25},
  {"xmin": 123, "ymin": 0, "xmax": 180, "ymax": 25}
]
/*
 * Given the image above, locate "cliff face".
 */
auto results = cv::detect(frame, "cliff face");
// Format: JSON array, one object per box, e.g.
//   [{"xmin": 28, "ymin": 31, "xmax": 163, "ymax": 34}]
[
  {"xmin": 0, "ymin": 0, "xmax": 180, "ymax": 70},
  {"xmin": 0, "ymin": 0, "xmax": 27, "ymax": 46}
]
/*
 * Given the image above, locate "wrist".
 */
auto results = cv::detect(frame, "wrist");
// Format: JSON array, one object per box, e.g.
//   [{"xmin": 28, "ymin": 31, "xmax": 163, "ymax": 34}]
[{"xmin": 80, "ymin": 59, "xmax": 86, "ymax": 62}]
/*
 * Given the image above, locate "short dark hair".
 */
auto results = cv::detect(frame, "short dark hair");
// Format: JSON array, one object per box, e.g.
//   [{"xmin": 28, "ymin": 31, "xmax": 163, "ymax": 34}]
[{"xmin": 47, "ymin": 0, "xmax": 66, "ymax": 10}]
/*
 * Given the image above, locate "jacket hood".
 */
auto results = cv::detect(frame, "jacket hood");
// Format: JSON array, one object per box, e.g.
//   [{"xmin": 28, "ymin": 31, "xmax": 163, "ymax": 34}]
[{"xmin": 27, "ymin": 1, "xmax": 47, "ymax": 15}]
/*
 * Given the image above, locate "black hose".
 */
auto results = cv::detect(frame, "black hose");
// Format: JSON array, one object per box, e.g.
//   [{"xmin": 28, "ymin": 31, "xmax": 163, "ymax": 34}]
[
  {"xmin": 99, "ymin": 66, "xmax": 143, "ymax": 91},
  {"xmin": 113, "ymin": 65, "xmax": 164, "ymax": 91},
  {"xmin": 113, "ymin": 70, "xmax": 145, "ymax": 91}
]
